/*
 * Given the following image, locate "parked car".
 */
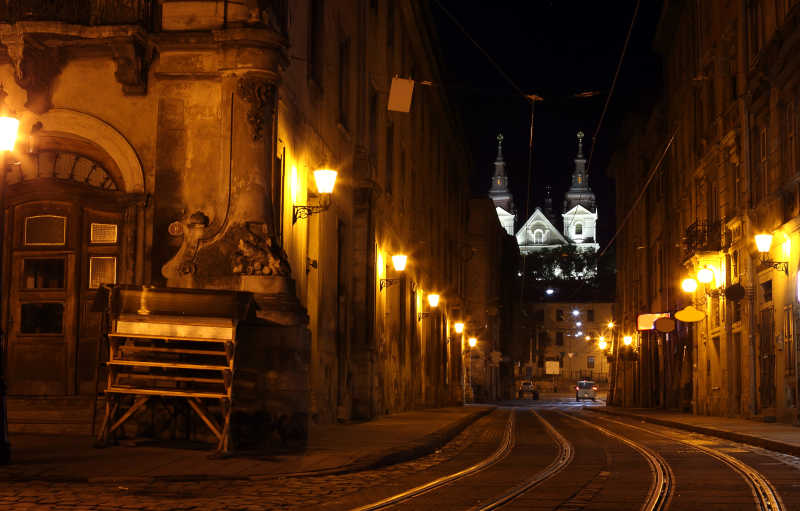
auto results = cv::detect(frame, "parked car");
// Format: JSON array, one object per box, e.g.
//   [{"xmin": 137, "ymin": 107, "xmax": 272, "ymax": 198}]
[
  {"xmin": 576, "ymin": 380, "xmax": 598, "ymax": 401},
  {"xmin": 518, "ymin": 380, "xmax": 539, "ymax": 400}
]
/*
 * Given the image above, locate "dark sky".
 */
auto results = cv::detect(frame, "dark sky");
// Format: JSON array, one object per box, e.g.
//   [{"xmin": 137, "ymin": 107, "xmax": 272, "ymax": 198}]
[{"xmin": 430, "ymin": 0, "xmax": 663, "ymax": 245}]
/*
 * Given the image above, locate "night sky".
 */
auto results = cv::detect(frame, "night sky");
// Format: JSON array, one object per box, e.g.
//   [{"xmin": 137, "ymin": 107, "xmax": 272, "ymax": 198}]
[{"xmin": 430, "ymin": 0, "xmax": 663, "ymax": 245}]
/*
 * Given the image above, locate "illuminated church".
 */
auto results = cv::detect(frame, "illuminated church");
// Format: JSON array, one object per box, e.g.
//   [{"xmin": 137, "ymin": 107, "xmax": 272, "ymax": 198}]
[{"xmin": 488, "ymin": 131, "xmax": 600, "ymax": 256}]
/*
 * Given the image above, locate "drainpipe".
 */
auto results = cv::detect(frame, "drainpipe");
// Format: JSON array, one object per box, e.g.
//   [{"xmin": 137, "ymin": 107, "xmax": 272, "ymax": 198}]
[{"xmin": 737, "ymin": 0, "xmax": 758, "ymax": 417}]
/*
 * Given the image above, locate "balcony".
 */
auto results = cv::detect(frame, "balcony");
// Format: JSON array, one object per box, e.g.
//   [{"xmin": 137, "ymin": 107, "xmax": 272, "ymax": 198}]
[
  {"xmin": 0, "ymin": 0, "xmax": 154, "ymax": 27},
  {"xmin": 683, "ymin": 220, "xmax": 722, "ymax": 260}
]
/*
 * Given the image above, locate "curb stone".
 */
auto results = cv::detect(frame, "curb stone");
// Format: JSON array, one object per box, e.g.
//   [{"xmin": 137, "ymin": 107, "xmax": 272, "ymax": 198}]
[{"xmin": 585, "ymin": 406, "xmax": 800, "ymax": 457}]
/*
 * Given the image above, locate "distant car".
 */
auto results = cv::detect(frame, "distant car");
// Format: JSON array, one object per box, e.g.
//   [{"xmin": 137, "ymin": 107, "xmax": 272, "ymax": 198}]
[
  {"xmin": 576, "ymin": 380, "xmax": 598, "ymax": 401},
  {"xmin": 518, "ymin": 380, "xmax": 539, "ymax": 400}
]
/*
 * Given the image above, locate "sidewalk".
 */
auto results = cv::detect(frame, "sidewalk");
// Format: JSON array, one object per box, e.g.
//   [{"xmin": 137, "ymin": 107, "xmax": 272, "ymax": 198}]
[
  {"xmin": 0, "ymin": 405, "xmax": 494, "ymax": 483},
  {"xmin": 588, "ymin": 406, "xmax": 800, "ymax": 456}
]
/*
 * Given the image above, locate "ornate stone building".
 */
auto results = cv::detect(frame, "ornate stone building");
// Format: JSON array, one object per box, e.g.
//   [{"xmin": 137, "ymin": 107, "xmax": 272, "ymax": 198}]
[
  {"xmin": 0, "ymin": 1, "xmax": 472, "ymax": 443},
  {"xmin": 609, "ymin": 0, "xmax": 800, "ymax": 422},
  {"xmin": 516, "ymin": 132, "xmax": 600, "ymax": 256}
]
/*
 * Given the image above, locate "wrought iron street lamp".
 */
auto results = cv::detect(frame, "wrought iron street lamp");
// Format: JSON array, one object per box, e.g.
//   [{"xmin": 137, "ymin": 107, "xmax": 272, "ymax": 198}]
[
  {"xmin": 0, "ymin": 83, "xmax": 18, "ymax": 465},
  {"xmin": 754, "ymin": 232, "xmax": 788, "ymax": 274},
  {"xmin": 379, "ymin": 254, "xmax": 408, "ymax": 291},
  {"xmin": 293, "ymin": 168, "xmax": 338, "ymax": 224},
  {"xmin": 417, "ymin": 292, "xmax": 440, "ymax": 321}
]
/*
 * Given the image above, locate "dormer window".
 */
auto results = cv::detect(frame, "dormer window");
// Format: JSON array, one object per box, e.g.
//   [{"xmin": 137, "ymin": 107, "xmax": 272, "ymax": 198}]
[
  {"xmin": 575, "ymin": 224, "xmax": 583, "ymax": 235},
  {"xmin": 533, "ymin": 229, "xmax": 545, "ymax": 244}
]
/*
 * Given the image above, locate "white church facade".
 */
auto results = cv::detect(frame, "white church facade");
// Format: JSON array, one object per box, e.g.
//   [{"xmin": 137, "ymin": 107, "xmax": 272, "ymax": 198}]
[{"xmin": 488, "ymin": 131, "xmax": 600, "ymax": 261}]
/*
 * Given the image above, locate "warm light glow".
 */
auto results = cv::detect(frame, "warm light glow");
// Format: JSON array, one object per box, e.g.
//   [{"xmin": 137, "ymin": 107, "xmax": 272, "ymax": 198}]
[
  {"xmin": 585, "ymin": 335, "xmax": 591, "ymax": 340},
  {"xmin": 0, "ymin": 115, "xmax": 19, "ymax": 152},
  {"xmin": 576, "ymin": 330, "xmax": 583, "ymax": 336},
  {"xmin": 290, "ymin": 165, "xmax": 298, "ymax": 203},
  {"xmin": 576, "ymin": 321, "xmax": 582, "ymax": 327},
  {"xmin": 623, "ymin": 335, "xmax": 633, "ymax": 346},
  {"xmin": 427, "ymin": 293, "xmax": 440, "ymax": 308},
  {"xmin": 598, "ymin": 339, "xmax": 608, "ymax": 350},
  {"xmin": 377, "ymin": 252, "xmax": 384, "ymax": 278},
  {"xmin": 313, "ymin": 169, "xmax": 338, "ymax": 194},
  {"xmin": 681, "ymin": 278, "xmax": 698, "ymax": 293},
  {"xmin": 755, "ymin": 233, "xmax": 773, "ymax": 253},
  {"xmin": 391, "ymin": 254, "xmax": 407, "ymax": 272},
  {"xmin": 454, "ymin": 322, "xmax": 464, "ymax": 334},
  {"xmin": 468, "ymin": 337, "xmax": 477, "ymax": 348},
  {"xmin": 607, "ymin": 321, "xmax": 614, "ymax": 329},
  {"xmin": 697, "ymin": 267, "xmax": 714, "ymax": 284},
  {"xmin": 598, "ymin": 336, "xmax": 605, "ymax": 342},
  {"xmin": 572, "ymin": 309, "xmax": 580, "ymax": 316}
]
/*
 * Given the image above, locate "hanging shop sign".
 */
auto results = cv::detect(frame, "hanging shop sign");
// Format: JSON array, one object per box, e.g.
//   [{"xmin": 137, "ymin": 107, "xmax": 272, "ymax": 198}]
[
  {"xmin": 675, "ymin": 305, "xmax": 706, "ymax": 323},
  {"xmin": 654, "ymin": 317, "xmax": 676, "ymax": 333},
  {"xmin": 637, "ymin": 312, "xmax": 670, "ymax": 330}
]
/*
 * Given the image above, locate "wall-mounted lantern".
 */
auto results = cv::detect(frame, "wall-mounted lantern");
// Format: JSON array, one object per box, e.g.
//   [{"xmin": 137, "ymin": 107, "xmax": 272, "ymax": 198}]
[
  {"xmin": 454, "ymin": 322, "xmax": 465, "ymax": 334},
  {"xmin": 754, "ymin": 233, "xmax": 788, "ymax": 274},
  {"xmin": 293, "ymin": 169, "xmax": 338, "ymax": 224},
  {"xmin": 468, "ymin": 337, "xmax": 478, "ymax": 348},
  {"xmin": 418, "ymin": 293, "xmax": 440, "ymax": 321},
  {"xmin": 380, "ymin": 254, "xmax": 408, "ymax": 291}
]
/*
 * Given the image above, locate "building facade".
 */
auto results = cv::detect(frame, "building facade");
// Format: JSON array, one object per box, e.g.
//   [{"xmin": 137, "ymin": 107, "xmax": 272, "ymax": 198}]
[
  {"xmin": 609, "ymin": 0, "xmax": 800, "ymax": 422},
  {"xmin": 0, "ymin": 0, "xmax": 472, "ymax": 441}
]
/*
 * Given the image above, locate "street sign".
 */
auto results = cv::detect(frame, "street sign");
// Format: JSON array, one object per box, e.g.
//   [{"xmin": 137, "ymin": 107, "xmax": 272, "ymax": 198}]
[{"xmin": 545, "ymin": 360, "xmax": 560, "ymax": 375}]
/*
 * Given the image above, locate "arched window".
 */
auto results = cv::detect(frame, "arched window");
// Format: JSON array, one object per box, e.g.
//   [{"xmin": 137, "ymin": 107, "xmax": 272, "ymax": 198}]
[
  {"xmin": 575, "ymin": 224, "xmax": 583, "ymax": 236},
  {"xmin": 533, "ymin": 229, "xmax": 544, "ymax": 244}
]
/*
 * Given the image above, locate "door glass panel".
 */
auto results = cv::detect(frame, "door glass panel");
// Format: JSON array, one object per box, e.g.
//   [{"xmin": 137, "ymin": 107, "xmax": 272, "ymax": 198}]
[
  {"xmin": 23, "ymin": 258, "xmax": 65, "ymax": 289},
  {"xmin": 20, "ymin": 303, "xmax": 64, "ymax": 334},
  {"xmin": 25, "ymin": 215, "xmax": 66, "ymax": 245},
  {"xmin": 89, "ymin": 256, "xmax": 116, "ymax": 289},
  {"xmin": 90, "ymin": 223, "xmax": 118, "ymax": 244}
]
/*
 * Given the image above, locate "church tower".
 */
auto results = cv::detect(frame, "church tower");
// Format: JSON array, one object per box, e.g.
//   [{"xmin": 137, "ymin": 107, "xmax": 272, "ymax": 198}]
[
  {"xmin": 562, "ymin": 132, "xmax": 599, "ymax": 251},
  {"xmin": 488, "ymin": 133, "xmax": 516, "ymax": 235}
]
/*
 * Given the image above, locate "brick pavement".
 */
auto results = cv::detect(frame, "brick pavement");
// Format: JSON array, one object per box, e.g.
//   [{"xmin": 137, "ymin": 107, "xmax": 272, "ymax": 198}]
[{"xmin": 0, "ymin": 406, "xmax": 499, "ymax": 510}]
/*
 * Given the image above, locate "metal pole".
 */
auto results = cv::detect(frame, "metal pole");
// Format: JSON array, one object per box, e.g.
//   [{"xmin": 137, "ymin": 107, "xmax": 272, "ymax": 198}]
[{"xmin": 0, "ymin": 148, "xmax": 9, "ymax": 464}]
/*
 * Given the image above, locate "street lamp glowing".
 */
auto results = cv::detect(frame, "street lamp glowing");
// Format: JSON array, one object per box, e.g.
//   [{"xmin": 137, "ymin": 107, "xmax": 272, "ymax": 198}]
[
  {"xmin": 623, "ymin": 335, "xmax": 633, "ymax": 346},
  {"xmin": 468, "ymin": 337, "xmax": 477, "ymax": 348},
  {"xmin": 607, "ymin": 321, "xmax": 614, "ymax": 329},
  {"xmin": 755, "ymin": 233, "xmax": 773, "ymax": 253},
  {"xmin": 576, "ymin": 321, "xmax": 582, "ymax": 327},
  {"xmin": 572, "ymin": 309, "xmax": 580, "ymax": 317},
  {"xmin": 598, "ymin": 339, "xmax": 608, "ymax": 350},
  {"xmin": 454, "ymin": 322, "xmax": 464, "ymax": 334},
  {"xmin": 545, "ymin": 288, "xmax": 555, "ymax": 295},
  {"xmin": 681, "ymin": 277, "xmax": 698, "ymax": 293},
  {"xmin": 585, "ymin": 335, "xmax": 591, "ymax": 340},
  {"xmin": 427, "ymin": 293, "xmax": 440, "ymax": 308},
  {"xmin": 0, "ymin": 115, "xmax": 18, "ymax": 151},
  {"xmin": 598, "ymin": 336, "xmax": 605, "ymax": 342},
  {"xmin": 697, "ymin": 267, "xmax": 714, "ymax": 284},
  {"xmin": 391, "ymin": 254, "xmax": 407, "ymax": 272},
  {"xmin": 313, "ymin": 169, "xmax": 338, "ymax": 194}
]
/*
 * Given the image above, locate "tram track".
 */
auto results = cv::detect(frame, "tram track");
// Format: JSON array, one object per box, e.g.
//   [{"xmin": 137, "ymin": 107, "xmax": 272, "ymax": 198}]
[
  {"xmin": 470, "ymin": 409, "xmax": 573, "ymax": 511},
  {"xmin": 350, "ymin": 409, "xmax": 517, "ymax": 511},
  {"xmin": 587, "ymin": 412, "xmax": 785, "ymax": 511},
  {"xmin": 558, "ymin": 411, "xmax": 672, "ymax": 511}
]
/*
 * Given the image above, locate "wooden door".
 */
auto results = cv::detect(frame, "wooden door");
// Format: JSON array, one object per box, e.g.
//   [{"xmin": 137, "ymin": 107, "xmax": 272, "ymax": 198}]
[{"xmin": 7, "ymin": 246, "xmax": 76, "ymax": 395}]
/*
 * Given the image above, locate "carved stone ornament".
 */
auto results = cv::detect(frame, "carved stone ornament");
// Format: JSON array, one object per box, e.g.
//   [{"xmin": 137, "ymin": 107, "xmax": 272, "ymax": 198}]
[
  {"xmin": 232, "ymin": 222, "xmax": 291, "ymax": 276},
  {"xmin": 111, "ymin": 40, "xmax": 152, "ymax": 96},
  {"xmin": 0, "ymin": 32, "xmax": 64, "ymax": 114},
  {"xmin": 236, "ymin": 76, "xmax": 275, "ymax": 142}
]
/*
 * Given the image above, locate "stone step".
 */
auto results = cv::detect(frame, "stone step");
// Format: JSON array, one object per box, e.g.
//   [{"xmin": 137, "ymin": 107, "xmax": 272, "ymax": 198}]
[{"xmin": 7, "ymin": 396, "xmax": 103, "ymax": 436}]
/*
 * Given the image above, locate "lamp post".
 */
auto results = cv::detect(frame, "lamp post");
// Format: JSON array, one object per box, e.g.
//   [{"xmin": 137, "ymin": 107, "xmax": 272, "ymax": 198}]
[
  {"xmin": 467, "ymin": 336, "xmax": 477, "ymax": 402},
  {"xmin": 754, "ymin": 232, "xmax": 788, "ymax": 274},
  {"xmin": 0, "ymin": 83, "xmax": 19, "ymax": 465},
  {"xmin": 379, "ymin": 254, "xmax": 407, "ymax": 290}
]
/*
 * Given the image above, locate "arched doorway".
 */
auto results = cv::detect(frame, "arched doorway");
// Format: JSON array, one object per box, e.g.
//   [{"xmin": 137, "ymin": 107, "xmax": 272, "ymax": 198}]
[{"xmin": 4, "ymin": 134, "xmax": 142, "ymax": 397}]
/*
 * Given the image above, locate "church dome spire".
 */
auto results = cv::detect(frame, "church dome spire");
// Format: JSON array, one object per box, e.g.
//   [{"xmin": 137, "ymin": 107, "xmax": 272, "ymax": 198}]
[
  {"xmin": 488, "ymin": 133, "xmax": 516, "ymax": 235},
  {"xmin": 563, "ymin": 131, "xmax": 596, "ymax": 212}
]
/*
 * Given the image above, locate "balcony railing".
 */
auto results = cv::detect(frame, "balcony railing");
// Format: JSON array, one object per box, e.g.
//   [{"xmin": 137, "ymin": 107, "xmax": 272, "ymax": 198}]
[
  {"xmin": 0, "ymin": 0, "xmax": 154, "ymax": 27},
  {"xmin": 683, "ymin": 220, "xmax": 722, "ymax": 259}
]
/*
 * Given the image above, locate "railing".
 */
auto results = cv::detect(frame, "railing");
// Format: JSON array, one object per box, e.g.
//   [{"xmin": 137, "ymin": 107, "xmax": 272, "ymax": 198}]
[
  {"xmin": 683, "ymin": 219, "xmax": 722, "ymax": 259},
  {"xmin": 0, "ymin": 0, "xmax": 154, "ymax": 27}
]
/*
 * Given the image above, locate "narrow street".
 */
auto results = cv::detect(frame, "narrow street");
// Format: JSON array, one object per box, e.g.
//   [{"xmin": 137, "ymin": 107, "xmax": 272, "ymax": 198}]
[{"xmin": 3, "ymin": 395, "xmax": 798, "ymax": 510}]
